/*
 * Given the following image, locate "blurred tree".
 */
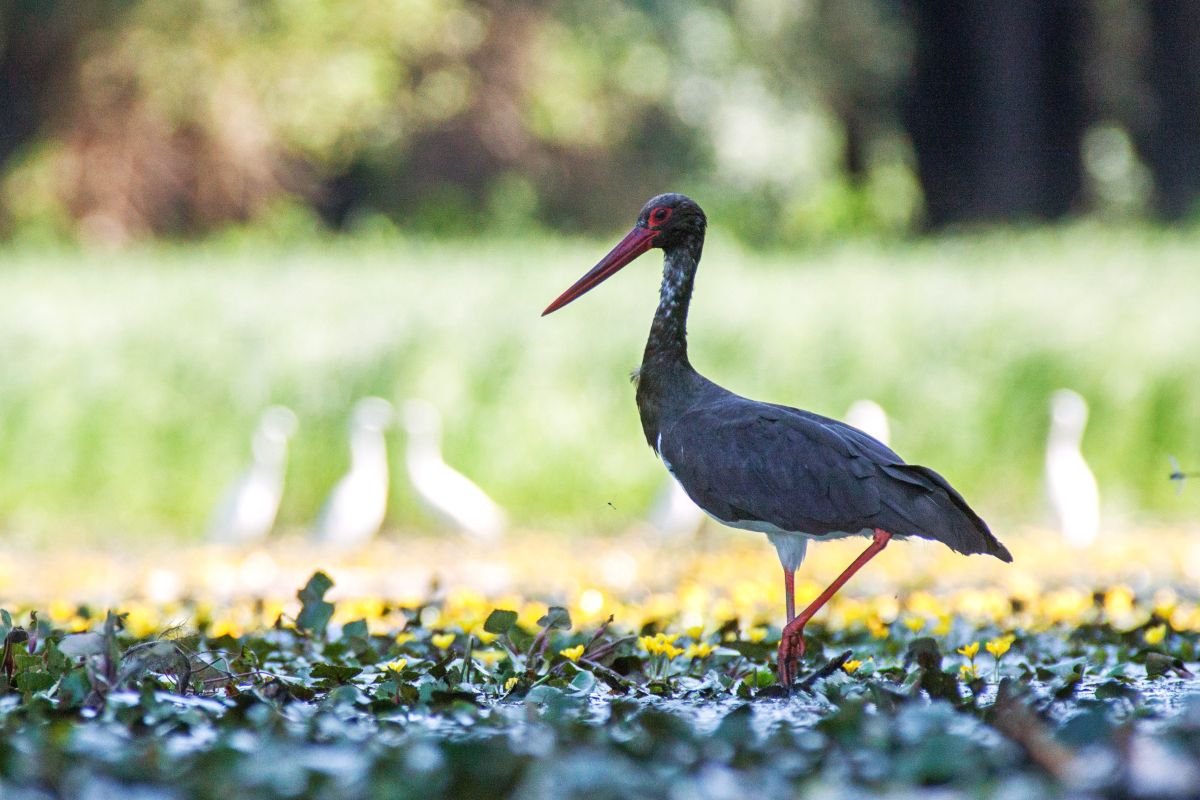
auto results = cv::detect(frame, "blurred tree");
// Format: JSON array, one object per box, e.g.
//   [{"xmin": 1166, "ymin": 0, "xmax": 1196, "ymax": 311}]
[
  {"xmin": 2, "ymin": 0, "xmax": 493, "ymax": 242},
  {"xmin": 0, "ymin": 3, "xmax": 98, "ymax": 193},
  {"xmin": 1, "ymin": 0, "xmax": 1198, "ymax": 242},
  {"xmin": 902, "ymin": 0, "xmax": 1087, "ymax": 227},
  {"xmin": 1139, "ymin": 1, "xmax": 1200, "ymax": 219}
]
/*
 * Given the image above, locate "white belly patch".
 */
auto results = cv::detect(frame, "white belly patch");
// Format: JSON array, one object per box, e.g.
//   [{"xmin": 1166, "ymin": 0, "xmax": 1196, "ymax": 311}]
[{"xmin": 702, "ymin": 511, "xmax": 872, "ymax": 571}]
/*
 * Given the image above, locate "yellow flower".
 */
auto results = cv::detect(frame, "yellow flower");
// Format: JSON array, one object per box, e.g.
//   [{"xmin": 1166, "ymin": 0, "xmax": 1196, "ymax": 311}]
[
  {"xmin": 124, "ymin": 605, "xmax": 158, "ymax": 638},
  {"xmin": 431, "ymin": 633, "xmax": 456, "ymax": 650},
  {"xmin": 261, "ymin": 600, "xmax": 286, "ymax": 627},
  {"xmin": 866, "ymin": 616, "xmax": 890, "ymax": 639},
  {"xmin": 903, "ymin": 616, "xmax": 926, "ymax": 633},
  {"xmin": 640, "ymin": 632, "xmax": 683, "ymax": 655},
  {"xmin": 395, "ymin": 632, "xmax": 416, "ymax": 646},
  {"xmin": 684, "ymin": 642, "xmax": 714, "ymax": 659},
  {"xmin": 504, "ymin": 676, "xmax": 519, "ymax": 692},
  {"xmin": 639, "ymin": 635, "xmax": 662, "ymax": 655},
  {"xmin": 957, "ymin": 642, "xmax": 980, "ymax": 659},
  {"xmin": 1170, "ymin": 604, "xmax": 1200, "ymax": 633},
  {"xmin": 1153, "ymin": 589, "xmax": 1178, "ymax": 619},
  {"xmin": 339, "ymin": 597, "xmax": 385, "ymax": 622},
  {"xmin": 986, "ymin": 635, "xmax": 1015, "ymax": 659},
  {"xmin": 746, "ymin": 626, "xmax": 768, "ymax": 643},
  {"xmin": 560, "ymin": 645, "xmax": 585, "ymax": 662},
  {"xmin": 906, "ymin": 591, "xmax": 944, "ymax": 618},
  {"xmin": 1104, "ymin": 585, "xmax": 1136, "ymax": 618},
  {"xmin": 470, "ymin": 627, "xmax": 498, "ymax": 645},
  {"xmin": 475, "ymin": 650, "xmax": 506, "ymax": 666},
  {"xmin": 1144, "ymin": 624, "xmax": 1167, "ymax": 646},
  {"xmin": 685, "ymin": 625, "xmax": 705, "ymax": 640},
  {"xmin": 960, "ymin": 663, "xmax": 978, "ymax": 680},
  {"xmin": 384, "ymin": 658, "xmax": 408, "ymax": 673},
  {"xmin": 842, "ymin": 659, "xmax": 863, "ymax": 674},
  {"xmin": 210, "ymin": 618, "xmax": 243, "ymax": 639},
  {"xmin": 49, "ymin": 599, "xmax": 77, "ymax": 622},
  {"xmin": 661, "ymin": 643, "xmax": 684, "ymax": 660},
  {"xmin": 933, "ymin": 613, "xmax": 953, "ymax": 637}
]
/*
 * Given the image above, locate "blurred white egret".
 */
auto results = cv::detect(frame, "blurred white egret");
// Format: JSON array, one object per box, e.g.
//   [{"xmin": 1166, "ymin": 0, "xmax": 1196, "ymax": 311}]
[
  {"xmin": 207, "ymin": 406, "xmax": 298, "ymax": 545},
  {"xmin": 402, "ymin": 399, "xmax": 506, "ymax": 541},
  {"xmin": 1046, "ymin": 389, "xmax": 1100, "ymax": 547},
  {"xmin": 312, "ymin": 397, "xmax": 394, "ymax": 548},
  {"xmin": 646, "ymin": 477, "xmax": 707, "ymax": 539},
  {"xmin": 844, "ymin": 399, "xmax": 891, "ymax": 446}
]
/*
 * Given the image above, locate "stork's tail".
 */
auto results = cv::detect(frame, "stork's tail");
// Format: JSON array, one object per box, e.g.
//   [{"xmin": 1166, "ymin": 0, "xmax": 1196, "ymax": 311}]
[{"xmin": 880, "ymin": 463, "xmax": 1013, "ymax": 563}]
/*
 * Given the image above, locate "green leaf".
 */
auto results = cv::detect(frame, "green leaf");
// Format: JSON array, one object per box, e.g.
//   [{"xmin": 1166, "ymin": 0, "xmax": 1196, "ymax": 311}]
[
  {"xmin": 14, "ymin": 653, "xmax": 40, "ymax": 672},
  {"xmin": 905, "ymin": 637, "xmax": 943, "ymax": 670},
  {"xmin": 1094, "ymin": 679, "xmax": 1139, "ymax": 701},
  {"xmin": 725, "ymin": 641, "xmax": 772, "ymax": 659},
  {"xmin": 917, "ymin": 668, "xmax": 963, "ymax": 703},
  {"xmin": 567, "ymin": 669, "xmax": 595, "ymax": 695},
  {"xmin": 1145, "ymin": 652, "xmax": 1193, "ymax": 679},
  {"xmin": 525, "ymin": 685, "xmax": 563, "ymax": 705},
  {"xmin": 341, "ymin": 619, "xmax": 369, "ymax": 641},
  {"xmin": 16, "ymin": 670, "xmax": 55, "ymax": 694},
  {"xmin": 484, "ymin": 609, "xmax": 519, "ymax": 635},
  {"xmin": 311, "ymin": 663, "xmax": 363, "ymax": 684},
  {"xmin": 57, "ymin": 667, "xmax": 91, "ymax": 709},
  {"xmin": 296, "ymin": 572, "xmax": 335, "ymax": 637},
  {"xmin": 749, "ymin": 668, "xmax": 775, "ymax": 689},
  {"xmin": 42, "ymin": 640, "xmax": 72, "ymax": 674},
  {"xmin": 537, "ymin": 607, "xmax": 572, "ymax": 631}
]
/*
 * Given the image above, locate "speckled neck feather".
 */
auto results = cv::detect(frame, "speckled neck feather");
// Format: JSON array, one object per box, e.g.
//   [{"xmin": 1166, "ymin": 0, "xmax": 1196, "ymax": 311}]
[
  {"xmin": 636, "ymin": 233, "xmax": 705, "ymax": 448},
  {"xmin": 643, "ymin": 235, "xmax": 703, "ymax": 368}
]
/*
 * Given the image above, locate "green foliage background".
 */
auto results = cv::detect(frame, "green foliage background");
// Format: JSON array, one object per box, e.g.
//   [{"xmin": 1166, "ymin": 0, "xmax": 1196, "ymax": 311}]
[
  {"xmin": 0, "ymin": 0, "xmax": 1038, "ymax": 242},
  {"xmin": 0, "ymin": 222, "xmax": 1195, "ymax": 540}
]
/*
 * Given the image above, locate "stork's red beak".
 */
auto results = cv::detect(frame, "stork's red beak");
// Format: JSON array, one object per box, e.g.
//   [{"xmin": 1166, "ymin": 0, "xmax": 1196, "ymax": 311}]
[{"xmin": 542, "ymin": 226, "xmax": 657, "ymax": 316}]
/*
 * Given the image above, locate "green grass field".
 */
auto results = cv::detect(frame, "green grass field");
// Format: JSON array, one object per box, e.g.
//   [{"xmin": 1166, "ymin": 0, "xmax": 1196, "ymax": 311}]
[{"xmin": 0, "ymin": 223, "xmax": 1197, "ymax": 541}]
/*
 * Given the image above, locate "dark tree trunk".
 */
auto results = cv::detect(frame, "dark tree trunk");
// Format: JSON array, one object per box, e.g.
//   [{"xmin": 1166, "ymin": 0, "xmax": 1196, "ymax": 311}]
[
  {"xmin": 902, "ymin": 0, "xmax": 1087, "ymax": 228},
  {"xmin": 1142, "ymin": 1, "xmax": 1200, "ymax": 220},
  {"xmin": 839, "ymin": 105, "xmax": 869, "ymax": 185},
  {"xmin": 0, "ymin": 3, "xmax": 71, "ymax": 172}
]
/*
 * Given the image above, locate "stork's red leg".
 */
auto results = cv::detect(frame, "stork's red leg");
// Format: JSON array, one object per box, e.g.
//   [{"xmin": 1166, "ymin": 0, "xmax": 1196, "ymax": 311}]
[
  {"xmin": 778, "ymin": 528, "xmax": 892, "ymax": 685},
  {"xmin": 783, "ymin": 567, "xmax": 796, "ymax": 623}
]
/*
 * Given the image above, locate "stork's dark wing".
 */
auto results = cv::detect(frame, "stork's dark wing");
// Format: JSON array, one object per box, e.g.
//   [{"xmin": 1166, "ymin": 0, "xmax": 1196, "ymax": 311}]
[
  {"xmin": 659, "ymin": 397, "xmax": 1011, "ymax": 562},
  {"xmin": 658, "ymin": 401, "xmax": 884, "ymax": 532}
]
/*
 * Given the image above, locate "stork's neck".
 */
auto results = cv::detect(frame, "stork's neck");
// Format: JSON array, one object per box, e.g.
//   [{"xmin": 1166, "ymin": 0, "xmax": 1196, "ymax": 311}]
[
  {"xmin": 636, "ymin": 238, "xmax": 704, "ymax": 449},
  {"xmin": 643, "ymin": 241, "xmax": 701, "ymax": 367}
]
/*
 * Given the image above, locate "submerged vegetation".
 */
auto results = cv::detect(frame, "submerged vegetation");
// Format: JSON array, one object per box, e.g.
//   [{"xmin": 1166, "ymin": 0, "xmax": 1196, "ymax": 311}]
[{"xmin": 1, "ymin": 531, "xmax": 1198, "ymax": 797}]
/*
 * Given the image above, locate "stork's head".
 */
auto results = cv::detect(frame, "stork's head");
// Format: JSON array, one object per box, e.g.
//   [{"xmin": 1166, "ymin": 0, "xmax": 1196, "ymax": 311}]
[{"xmin": 542, "ymin": 193, "xmax": 706, "ymax": 316}]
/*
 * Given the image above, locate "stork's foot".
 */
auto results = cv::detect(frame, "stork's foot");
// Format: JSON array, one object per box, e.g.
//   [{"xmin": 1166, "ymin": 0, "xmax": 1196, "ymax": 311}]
[{"xmin": 776, "ymin": 626, "xmax": 807, "ymax": 686}]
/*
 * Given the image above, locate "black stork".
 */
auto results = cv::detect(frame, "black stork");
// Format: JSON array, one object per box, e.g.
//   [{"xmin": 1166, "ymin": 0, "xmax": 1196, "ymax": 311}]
[{"xmin": 543, "ymin": 193, "xmax": 1012, "ymax": 686}]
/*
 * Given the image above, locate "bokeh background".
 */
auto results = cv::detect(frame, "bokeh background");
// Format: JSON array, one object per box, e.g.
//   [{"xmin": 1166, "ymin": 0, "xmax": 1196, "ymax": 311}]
[{"xmin": 0, "ymin": 0, "xmax": 1197, "ymax": 544}]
